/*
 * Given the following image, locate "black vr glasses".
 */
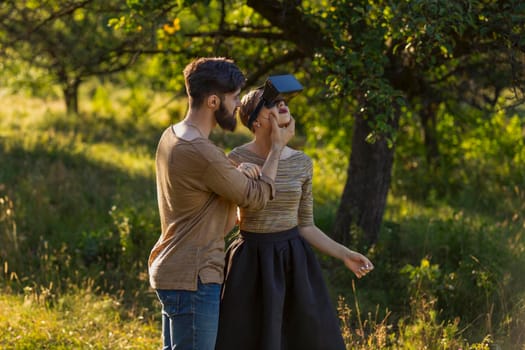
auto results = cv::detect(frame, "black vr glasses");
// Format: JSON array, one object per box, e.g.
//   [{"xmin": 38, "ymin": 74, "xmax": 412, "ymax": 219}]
[{"xmin": 247, "ymin": 74, "xmax": 303, "ymax": 129}]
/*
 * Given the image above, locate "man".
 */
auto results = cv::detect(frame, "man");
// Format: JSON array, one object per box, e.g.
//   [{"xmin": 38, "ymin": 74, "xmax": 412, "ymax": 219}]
[{"xmin": 148, "ymin": 57, "xmax": 295, "ymax": 350}]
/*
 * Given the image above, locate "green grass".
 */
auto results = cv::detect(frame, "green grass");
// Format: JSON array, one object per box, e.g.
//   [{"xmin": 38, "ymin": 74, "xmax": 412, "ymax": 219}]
[
  {"xmin": 0, "ymin": 288, "xmax": 158, "ymax": 349},
  {"xmin": 1, "ymin": 85, "xmax": 524, "ymax": 349}
]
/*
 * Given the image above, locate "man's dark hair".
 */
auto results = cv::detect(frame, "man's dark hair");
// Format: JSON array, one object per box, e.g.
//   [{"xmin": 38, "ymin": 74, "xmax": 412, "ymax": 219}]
[{"xmin": 183, "ymin": 57, "xmax": 246, "ymax": 108}]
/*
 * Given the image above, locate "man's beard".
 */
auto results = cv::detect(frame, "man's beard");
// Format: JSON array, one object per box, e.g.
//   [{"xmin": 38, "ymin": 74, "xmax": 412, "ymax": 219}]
[{"xmin": 215, "ymin": 103, "xmax": 237, "ymax": 131}]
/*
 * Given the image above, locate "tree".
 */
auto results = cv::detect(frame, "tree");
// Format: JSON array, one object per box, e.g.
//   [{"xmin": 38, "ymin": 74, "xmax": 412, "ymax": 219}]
[
  {"xmin": 110, "ymin": 0, "xmax": 525, "ymax": 246},
  {"xmin": 0, "ymin": 0, "xmax": 522, "ymax": 245},
  {"xmin": 0, "ymin": 0, "xmax": 149, "ymax": 114},
  {"xmin": 283, "ymin": 0, "xmax": 523, "ymax": 246}
]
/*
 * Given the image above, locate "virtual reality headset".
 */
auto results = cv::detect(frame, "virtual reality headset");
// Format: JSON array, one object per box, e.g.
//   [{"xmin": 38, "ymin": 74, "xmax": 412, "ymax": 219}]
[{"xmin": 247, "ymin": 74, "xmax": 303, "ymax": 129}]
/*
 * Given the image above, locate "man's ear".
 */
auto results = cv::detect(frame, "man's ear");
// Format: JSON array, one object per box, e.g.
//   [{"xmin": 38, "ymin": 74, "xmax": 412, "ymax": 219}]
[{"xmin": 207, "ymin": 95, "xmax": 220, "ymax": 109}]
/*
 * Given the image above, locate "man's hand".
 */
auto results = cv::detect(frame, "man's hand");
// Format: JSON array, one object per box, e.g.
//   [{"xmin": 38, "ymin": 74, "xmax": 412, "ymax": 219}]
[{"xmin": 237, "ymin": 162, "xmax": 261, "ymax": 179}]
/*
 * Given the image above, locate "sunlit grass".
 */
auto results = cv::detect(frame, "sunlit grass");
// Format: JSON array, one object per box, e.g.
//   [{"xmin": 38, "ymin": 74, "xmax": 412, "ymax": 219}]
[
  {"xmin": 86, "ymin": 142, "xmax": 154, "ymax": 178},
  {"xmin": 308, "ymin": 144, "xmax": 348, "ymax": 204},
  {"xmin": 0, "ymin": 89, "xmax": 64, "ymax": 132},
  {"xmin": 0, "ymin": 291, "xmax": 158, "ymax": 349},
  {"xmin": 1, "ymin": 130, "xmax": 154, "ymax": 185}
]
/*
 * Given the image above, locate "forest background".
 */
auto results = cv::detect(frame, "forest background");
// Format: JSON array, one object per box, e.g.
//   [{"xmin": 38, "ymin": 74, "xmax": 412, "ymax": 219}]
[{"xmin": 0, "ymin": 0, "xmax": 524, "ymax": 349}]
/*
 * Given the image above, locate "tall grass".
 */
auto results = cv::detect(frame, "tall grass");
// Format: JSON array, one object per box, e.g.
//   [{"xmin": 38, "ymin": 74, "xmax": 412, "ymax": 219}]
[
  {"xmin": 1, "ymin": 83, "xmax": 524, "ymax": 349},
  {"xmin": 0, "ymin": 285, "xmax": 158, "ymax": 349}
]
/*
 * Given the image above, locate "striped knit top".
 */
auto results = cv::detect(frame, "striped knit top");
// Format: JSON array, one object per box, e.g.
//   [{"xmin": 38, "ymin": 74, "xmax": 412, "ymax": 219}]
[{"xmin": 228, "ymin": 146, "xmax": 314, "ymax": 233}]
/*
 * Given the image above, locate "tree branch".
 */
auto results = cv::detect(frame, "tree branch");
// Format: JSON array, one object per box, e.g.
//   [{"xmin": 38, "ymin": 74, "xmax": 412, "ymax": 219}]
[
  {"xmin": 185, "ymin": 29, "xmax": 284, "ymax": 41},
  {"xmin": 246, "ymin": 0, "xmax": 330, "ymax": 55},
  {"xmin": 29, "ymin": 0, "xmax": 95, "ymax": 36},
  {"xmin": 245, "ymin": 49, "xmax": 306, "ymax": 86}
]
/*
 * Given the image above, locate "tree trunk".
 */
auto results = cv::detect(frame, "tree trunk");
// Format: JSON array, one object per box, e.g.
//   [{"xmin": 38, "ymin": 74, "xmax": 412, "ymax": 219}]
[
  {"xmin": 420, "ymin": 100, "xmax": 440, "ymax": 168},
  {"xmin": 332, "ymin": 112, "xmax": 399, "ymax": 248},
  {"xmin": 63, "ymin": 79, "xmax": 80, "ymax": 115}
]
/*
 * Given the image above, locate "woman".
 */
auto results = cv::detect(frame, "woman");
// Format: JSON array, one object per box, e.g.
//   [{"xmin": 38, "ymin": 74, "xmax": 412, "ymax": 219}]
[{"xmin": 215, "ymin": 88, "xmax": 374, "ymax": 350}]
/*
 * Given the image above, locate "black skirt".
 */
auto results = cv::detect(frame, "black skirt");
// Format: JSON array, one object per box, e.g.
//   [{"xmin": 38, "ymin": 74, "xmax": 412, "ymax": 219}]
[{"xmin": 215, "ymin": 227, "xmax": 346, "ymax": 350}]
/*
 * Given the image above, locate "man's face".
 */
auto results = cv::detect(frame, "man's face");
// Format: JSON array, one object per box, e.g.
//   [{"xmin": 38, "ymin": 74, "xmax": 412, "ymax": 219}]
[{"xmin": 215, "ymin": 89, "xmax": 241, "ymax": 131}]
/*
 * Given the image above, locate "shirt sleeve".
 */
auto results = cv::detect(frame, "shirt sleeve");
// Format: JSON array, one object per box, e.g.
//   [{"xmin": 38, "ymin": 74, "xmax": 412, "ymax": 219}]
[
  {"xmin": 298, "ymin": 156, "xmax": 314, "ymax": 227},
  {"xmin": 203, "ymin": 152, "xmax": 275, "ymax": 210}
]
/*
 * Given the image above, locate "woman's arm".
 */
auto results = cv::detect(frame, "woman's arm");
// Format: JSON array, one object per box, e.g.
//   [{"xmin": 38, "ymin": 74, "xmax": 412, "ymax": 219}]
[{"xmin": 298, "ymin": 225, "xmax": 374, "ymax": 278}]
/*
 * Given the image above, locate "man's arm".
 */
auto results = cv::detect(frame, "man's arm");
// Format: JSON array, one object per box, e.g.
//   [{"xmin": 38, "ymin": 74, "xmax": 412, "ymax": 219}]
[{"xmin": 204, "ymin": 115, "xmax": 295, "ymax": 209}]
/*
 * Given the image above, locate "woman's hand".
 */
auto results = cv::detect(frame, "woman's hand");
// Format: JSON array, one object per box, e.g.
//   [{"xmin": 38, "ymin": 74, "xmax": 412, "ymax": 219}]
[
  {"xmin": 343, "ymin": 251, "xmax": 374, "ymax": 279},
  {"xmin": 269, "ymin": 114, "xmax": 295, "ymax": 150},
  {"xmin": 237, "ymin": 162, "xmax": 261, "ymax": 179},
  {"xmin": 298, "ymin": 225, "xmax": 374, "ymax": 279}
]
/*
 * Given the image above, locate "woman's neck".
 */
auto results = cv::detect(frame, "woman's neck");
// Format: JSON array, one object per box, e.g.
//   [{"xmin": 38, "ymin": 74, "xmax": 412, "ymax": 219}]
[{"xmin": 249, "ymin": 136, "xmax": 273, "ymax": 158}]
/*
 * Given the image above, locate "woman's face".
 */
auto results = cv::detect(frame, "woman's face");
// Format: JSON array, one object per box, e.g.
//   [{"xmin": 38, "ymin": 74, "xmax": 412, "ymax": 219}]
[{"xmin": 258, "ymin": 99, "xmax": 291, "ymax": 128}]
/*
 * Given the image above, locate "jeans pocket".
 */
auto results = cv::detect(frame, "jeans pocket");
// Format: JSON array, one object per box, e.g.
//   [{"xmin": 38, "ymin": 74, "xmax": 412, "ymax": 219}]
[{"xmin": 156, "ymin": 289, "xmax": 193, "ymax": 318}]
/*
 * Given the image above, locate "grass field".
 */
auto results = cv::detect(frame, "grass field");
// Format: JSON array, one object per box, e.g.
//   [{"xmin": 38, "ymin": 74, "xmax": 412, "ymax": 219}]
[
  {"xmin": 0, "ymin": 289, "xmax": 158, "ymax": 349},
  {"xmin": 1, "ymin": 85, "xmax": 524, "ymax": 349}
]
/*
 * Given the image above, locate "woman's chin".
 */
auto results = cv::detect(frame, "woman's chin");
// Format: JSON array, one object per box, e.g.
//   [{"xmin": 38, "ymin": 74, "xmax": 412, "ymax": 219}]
[{"xmin": 278, "ymin": 116, "xmax": 291, "ymax": 128}]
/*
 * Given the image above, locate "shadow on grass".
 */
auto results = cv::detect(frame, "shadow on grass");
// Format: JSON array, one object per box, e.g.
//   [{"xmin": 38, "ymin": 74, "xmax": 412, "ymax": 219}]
[{"xmin": 0, "ymin": 131, "xmax": 160, "ymax": 309}]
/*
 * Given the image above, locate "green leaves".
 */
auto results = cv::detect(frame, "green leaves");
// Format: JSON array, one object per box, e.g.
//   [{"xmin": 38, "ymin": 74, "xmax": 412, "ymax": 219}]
[{"xmin": 305, "ymin": 0, "xmax": 525, "ymax": 146}]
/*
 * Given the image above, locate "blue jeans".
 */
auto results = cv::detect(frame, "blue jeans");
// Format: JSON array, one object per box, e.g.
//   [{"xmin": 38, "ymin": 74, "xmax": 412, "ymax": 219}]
[{"xmin": 156, "ymin": 279, "xmax": 221, "ymax": 350}]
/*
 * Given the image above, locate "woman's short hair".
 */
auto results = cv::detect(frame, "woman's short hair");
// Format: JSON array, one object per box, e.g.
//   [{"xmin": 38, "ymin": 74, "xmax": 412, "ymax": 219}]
[{"xmin": 237, "ymin": 88, "xmax": 263, "ymax": 131}]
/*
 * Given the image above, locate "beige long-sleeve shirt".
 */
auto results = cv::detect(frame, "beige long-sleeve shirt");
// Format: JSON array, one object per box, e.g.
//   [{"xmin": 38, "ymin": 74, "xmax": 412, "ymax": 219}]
[{"xmin": 148, "ymin": 126, "xmax": 275, "ymax": 291}]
